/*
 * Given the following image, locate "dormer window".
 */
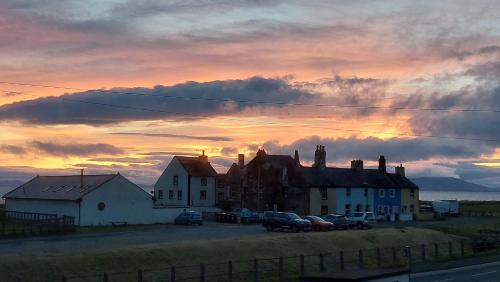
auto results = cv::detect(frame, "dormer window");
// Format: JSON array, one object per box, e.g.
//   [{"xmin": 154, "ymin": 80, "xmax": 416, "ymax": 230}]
[
  {"xmin": 201, "ymin": 178, "xmax": 207, "ymax": 186},
  {"xmin": 173, "ymin": 176, "xmax": 178, "ymax": 186},
  {"xmin": 379, "ymin": 189, "xmax": 385, "ymax": 198}
]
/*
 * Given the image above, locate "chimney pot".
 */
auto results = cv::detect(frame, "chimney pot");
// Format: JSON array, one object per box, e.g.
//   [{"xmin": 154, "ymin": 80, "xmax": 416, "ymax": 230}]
[
  {"xmin": 378, "ymin": 155, "xmax": 386, "ymax": 173},
  {"xmin": 238, "ymin": 154, "xmax": 245, "ymax": 168}
]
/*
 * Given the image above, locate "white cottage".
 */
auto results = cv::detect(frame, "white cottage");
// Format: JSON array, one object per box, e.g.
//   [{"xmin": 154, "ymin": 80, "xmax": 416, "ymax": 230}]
[
  {"xmin": 2, "ymin": 172, "xmax": 162, "ymax": 226},
  {"xmin": 154, "ymin": 152, "xmax": 218, "ymax": 209}
]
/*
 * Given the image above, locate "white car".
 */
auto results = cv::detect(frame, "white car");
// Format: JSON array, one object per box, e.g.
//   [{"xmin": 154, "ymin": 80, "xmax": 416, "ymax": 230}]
[{"xmin": 348, "ymin": 212, "xmax": 376, "ymax": 229}]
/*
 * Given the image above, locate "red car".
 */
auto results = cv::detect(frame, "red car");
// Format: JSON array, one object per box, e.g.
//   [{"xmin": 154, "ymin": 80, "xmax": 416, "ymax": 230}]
[{"xmin": 304, "ymin": 216, "xmax": 334, "ymax": 231}]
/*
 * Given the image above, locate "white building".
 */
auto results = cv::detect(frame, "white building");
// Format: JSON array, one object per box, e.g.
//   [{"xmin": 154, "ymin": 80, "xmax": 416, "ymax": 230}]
[
  {"xmin": 154, "ymin": 151, "xmax": 218, "ymax": 210},
  {"xmin": 3, "ymin": 172, "xmax": 182, "ymax": 226}
]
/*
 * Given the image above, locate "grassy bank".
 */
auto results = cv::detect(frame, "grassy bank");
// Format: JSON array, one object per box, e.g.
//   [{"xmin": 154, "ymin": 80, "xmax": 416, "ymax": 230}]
[{"xmin": 0, "ymin": 227, "xmax": 462, "ymax": 282}]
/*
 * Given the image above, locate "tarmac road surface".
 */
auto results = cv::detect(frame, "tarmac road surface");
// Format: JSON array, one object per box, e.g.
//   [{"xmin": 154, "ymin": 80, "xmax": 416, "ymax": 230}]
[{"xmin": 411, "ymin": 260, "xmax": 500, "ymax": 282}]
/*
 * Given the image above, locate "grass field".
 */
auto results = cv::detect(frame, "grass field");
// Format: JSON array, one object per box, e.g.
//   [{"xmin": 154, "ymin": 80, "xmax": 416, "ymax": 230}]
[
  {"xmin": 460, "ymin": 201, "xmax": 500, "ymax": 216},
  {"xmin": 0, "ymin": 227, "xmax": 464, "ymax": 282}
]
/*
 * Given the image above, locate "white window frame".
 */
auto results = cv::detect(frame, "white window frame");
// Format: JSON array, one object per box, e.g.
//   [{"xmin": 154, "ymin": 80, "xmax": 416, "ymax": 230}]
[{"xmin": 389, "ymin": 189, "xmax": 395, "ymax": 198}]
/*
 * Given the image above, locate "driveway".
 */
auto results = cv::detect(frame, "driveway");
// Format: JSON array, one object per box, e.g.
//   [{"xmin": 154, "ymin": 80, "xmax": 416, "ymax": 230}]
[{"xmin": 0, "ymin": 222, "xmax": 270, "ymax": 256}]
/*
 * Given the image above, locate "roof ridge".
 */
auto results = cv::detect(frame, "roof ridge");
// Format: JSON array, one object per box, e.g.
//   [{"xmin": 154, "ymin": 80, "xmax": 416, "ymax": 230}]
[{"xmin": 36, "ymin": 174, "xmax": 118, "ymax": 177}]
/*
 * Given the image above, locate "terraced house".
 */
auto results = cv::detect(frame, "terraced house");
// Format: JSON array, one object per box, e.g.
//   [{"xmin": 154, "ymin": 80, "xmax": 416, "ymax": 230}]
[{"xmin": 224, "ymin": 145, "xmax": 419, "ymax": 221}]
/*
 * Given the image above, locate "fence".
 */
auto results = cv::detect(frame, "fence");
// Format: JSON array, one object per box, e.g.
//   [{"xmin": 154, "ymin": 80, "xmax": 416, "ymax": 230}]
[
  {"xmin": 51, "ymin": 239, "xmax": 500, "ymax": 282},
  {"xmin": 0, "ymin": 209, "xmax": 75, "ymax": 237}
]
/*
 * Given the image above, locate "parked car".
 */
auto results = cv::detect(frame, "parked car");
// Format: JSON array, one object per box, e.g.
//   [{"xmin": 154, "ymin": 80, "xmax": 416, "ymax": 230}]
[
  {"xmin": 347, "ymin": 212, "xmax": 376, "ymax": 229},
  {"xmin": 233, "ymin": 208, "xmax": 261, "ymax": 224},
  {"xmin": 215, "ymin": 212, "xmax": 238, "ymax": 223},
  {"xmin": 262, "ymin": 212, "xmax": 312, "ymax": 232},
  {"xmin": 304, "ymin": 216, "xmax": 334, "ymax": 231},
  {"xmin": 322, "ymin": 214, "xmax": 350, "ymax": 229},
  {"xmin": 174, "ymin": 211, "xmax": 203, "ymax": 225}
]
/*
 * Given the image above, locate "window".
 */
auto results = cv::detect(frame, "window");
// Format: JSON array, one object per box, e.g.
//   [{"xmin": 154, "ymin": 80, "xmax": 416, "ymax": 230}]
[
  {"xmin": 173, "ymin": 176, "xmax": 178, "ymax": 186},
  {"xmin": 178, "ymin": 190, "xmax": 182, "ymax": 200},
  {"xmin": 365, "ymin": 205, "xmax": 370, "ymax": 212},
  {"xmin": 410, "ymin": 188, "xmax": 415, "ymax": 198},
  {"xmin": 364, "ymin": 188, "xmax": 368, "ymax": 197},
  {"xmin": 97, "ymin": 202, "xmax": 105, "ymax": 211},
  {"xmin": 346, "ymin": 188, "xmax": 351, "ymax": 197},
  {"xmin": 378, "ymin": 205, "xmax": 383, "ymax": 215},
  {"xmin": 200, "ymin": 190, "xmax": 207, "ymax": 200},
  {"xmin": 410, "ymin": 204, "xmax": 415, "ymax": 213},
  {"xmin": 217, "ymin": 192, "xmax": 224, "ymax": 202},
  {"xmin": 321, "ymin": 205, "xmax": 328, "ymax": 215},
  {"xmin": 217, "ymin": 180, "xmax": 224, "ymax": 188},
  {"xmin": 356, "ymin": 204, "xmax": 361, "ymax": 212},
  {"xmin": 201, "ymin": 178, "xmax": 207, "ymax": 186},
  {"xmin": 345, "ymin": 204, "xmax": 351, "ymax": 215},
  {"xmin": 389, "ymin": 189, "xmax": 395, "ymax": 198},
  {"xmin": 320, "ymin": 188, "xmax": 328, "ymax": 200},
  {"xmin": 168, "ymin": 190, "xmax": 173, "ymax": 200},
  {"xmin": 378, "ymin": 189, "xmax": 385, "ymax": 198},
  {"xmin": 158, "ymin": 190, "xmax": 164, "ymax": 199}
]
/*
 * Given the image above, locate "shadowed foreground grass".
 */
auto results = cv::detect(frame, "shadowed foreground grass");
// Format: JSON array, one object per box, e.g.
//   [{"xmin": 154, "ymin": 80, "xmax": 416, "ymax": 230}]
[{"xmin": 0, "ymin": 227, "xmax": 463, "ymax": 282}]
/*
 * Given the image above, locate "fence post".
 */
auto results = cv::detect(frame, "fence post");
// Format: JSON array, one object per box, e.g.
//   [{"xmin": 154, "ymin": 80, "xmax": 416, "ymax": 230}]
[
  {"xmin": 376, "ymin": 248, "xmax": 381, "ymax": 266},
  {"xmin": 448, "ymin": 241, "xmax": 453, "ymax": 257},
  {"xmin": 405, "ymin": 246, "xmax": 412, "ymax": 269},
  {"xmin": 319, "ymin": 253, "xmax": 325, "ymax": 272},
  {"xmin": 421, "ymin": 244, "xmax": 426, "ymax": 261},
  {"xmin": 103, "ymin": 272, "xmax": 108, "ymax": 282},
  {"xmin": 340, "ymin": 251, "xmax": 345, "ymax": 271},
  {"xmin": 358, "ymin": 250, "xmax": 364, "ymax": 269},
  {"xmin": 300, "ymin": 255, "xmax": 305, "ymax": 276},
  {"xmin": 171, "ymin": 266, "xmax": 176, "ymax": 282},
  {"xmin": 461, "ymin": 240, "xmax": 465, "ymax": 257},
  {"xmin": 228, "ymin": 261, "xmax": 233, "ymax": 282},
  {"xmin": 254, "ymin": 258, "xmax": 258, "ymax": 282},
  {"xmin": 137, "ymin": 269, "xmax": 143, "ymax": 282},
  {"xmin": 392, "ymin": 248, "xmax": 396, "ymax": 265},
  {"xmin": 434, "ymin": 243, "xmax": 439, "ymax": 258},
  {"xmin": 279, "ymin": 256, "xmax": 284, "ymax": 281},
  {"xmin": 200, "ymin": 263, "xmax": 205, "ymax": 282}
]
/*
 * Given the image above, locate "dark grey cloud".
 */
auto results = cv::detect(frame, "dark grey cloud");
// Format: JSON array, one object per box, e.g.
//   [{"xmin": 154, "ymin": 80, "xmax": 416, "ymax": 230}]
[
  {"xmin": 261, "ymin": 135, "xmax": 493, "ymax": 164},
  {"xmin": 437, "ymin": 162, "xmax": 500, "ymax": 182},
  {"xmin": 403, "ymin": 86, "xmax": 500, "ymax": 141},
  {"xmin": 112, "ymin": 132, "xmax": 232, "ymax": 142},
  {"xmin": 220, "ymin": 146, "xmax": 238, "ymax": 157},
  {"xmin": 1, "ymin": 90, "xmax": 25, "ymax": 97},
  {"xmin": 0, "ymin": 145, "xmax": 26, "ymax": 155},
  {"xmin": 0, "ymin": 77, "xmax": 314, "ymax": 125},
  {"xmin": 30, "ymin": 141, "xmax": 124, "ymax": 157}
]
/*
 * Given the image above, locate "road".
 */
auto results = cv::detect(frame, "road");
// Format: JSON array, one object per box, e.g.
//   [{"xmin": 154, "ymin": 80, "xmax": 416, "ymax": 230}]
[
  {"xmin": 411, "ymin": 261, "xmax": 500, "ymax": 282},
  {"xmin": 0, "ymin": 222, "xmax": 271, "ymax": 256}
]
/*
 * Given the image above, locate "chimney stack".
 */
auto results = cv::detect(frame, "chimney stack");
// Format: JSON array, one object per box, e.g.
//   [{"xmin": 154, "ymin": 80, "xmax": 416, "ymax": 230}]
[
  {"xmin": 351, "ymin": 160, "xmax": 364, "ymax": 170},
  {"xmin": 378, "ymin": 155, "xmax": 386, "ymax": 173},
  {"xmin": 80, "ymin": 169, "xmax": 84, "ymax": 187},
  {"xmin": 238, "ymin": 154, "xmax": 245, "ymax": 168},
  {"xmin": 198, "ymin": 150, "xmax": 208, "ymax": 163},
  {"xmin": 294, "ymin": 150, "xmax": 300, "ymax": 165},
  {"xmin": 313, "ymin": 145, "xmax": 326, "ymax": 169},
  {"xmin": 395, "ymin": 164, "xmax": 405, "ymax": 177}
]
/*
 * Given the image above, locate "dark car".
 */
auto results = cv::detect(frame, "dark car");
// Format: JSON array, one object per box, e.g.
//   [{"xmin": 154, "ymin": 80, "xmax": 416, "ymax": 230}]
[
  {"xmin": 322, "ymin": 214, "xmax": 349, "ymax": 229},
  {"xmin": 234, "ymin": 208, "xmax": 261, "ymax": 224},
  {"xmin": 304, "ymin": 216, "xmax": 334, "ymax": 231},
  {"xmin": 174, "ymin": 211, "xmax": 203, "ymax": 225},
  {"xmin": 262, "ymin": 212, "xmax": 312, "ymax": 232}
]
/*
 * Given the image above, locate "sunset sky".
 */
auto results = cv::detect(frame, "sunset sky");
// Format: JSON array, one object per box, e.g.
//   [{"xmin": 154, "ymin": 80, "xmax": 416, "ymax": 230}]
[{"xmin": 1, "ymin": 0, "xmax": 500, "ymax": 188}]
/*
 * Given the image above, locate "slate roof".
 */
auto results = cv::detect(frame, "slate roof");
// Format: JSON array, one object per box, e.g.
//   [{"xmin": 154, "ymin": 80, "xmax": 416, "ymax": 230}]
[
  {"xmin": 387, "ymin": 173, "xmax": 419, "ymax": 189},
  {"xmin": 246, "ymin": 154, "xmax": 297, "ymax": 169},
  {"xmin": 296, "ymin": 167, "xmax": 409, "ymax": 189},
  {"xmin": 175, "ymin": 156, "xmax": 218, "ymax": 177},
  {"xmin": 3, "ymin": 174, "xmax": 119, "ymax": 201}
]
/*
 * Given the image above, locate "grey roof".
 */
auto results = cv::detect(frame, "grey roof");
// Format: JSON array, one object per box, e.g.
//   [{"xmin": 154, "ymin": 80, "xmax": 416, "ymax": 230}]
[
  {"xmin": 176, "ymin": 156, "xmax": 218, "ymax": 177},
  {"xmin": 386, "ymin": 173, "xmax": 419, "ymax": 189},
  {"xmin": 3, "ymin": 174, "xmax": 119, "ymax": 201},
  {"xmin": 246, "ymin": 154, "xmax": 297, "ymax": 169},
  {"xmin": 296, "ymin": 167, "xmax": 400, "ymax": 188}
]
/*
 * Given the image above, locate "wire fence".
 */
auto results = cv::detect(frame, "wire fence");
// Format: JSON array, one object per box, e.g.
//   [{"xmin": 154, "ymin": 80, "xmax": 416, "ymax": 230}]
[{"xmin": 51, "ymin": 239, "xmax": 500, "ymax": 282}]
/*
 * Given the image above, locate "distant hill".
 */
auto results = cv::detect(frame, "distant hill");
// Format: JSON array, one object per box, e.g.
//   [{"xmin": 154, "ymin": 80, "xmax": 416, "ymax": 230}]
[{"xmin": 411, "ymin": 177, "xmax": 500, "ymax": 192}]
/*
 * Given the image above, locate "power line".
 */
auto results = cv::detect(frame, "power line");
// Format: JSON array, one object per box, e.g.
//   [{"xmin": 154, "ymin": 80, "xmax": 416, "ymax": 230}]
[
  {"xmin": 56, "ymin": 96, "xmax": 500, "ymax": 143},
  {"xmin": 1, "ymin": 81, "xmax": 499, "ymax": 143},
  {"xmin": 1, "ymin": 80, "xmax": 499, "ymax": 113}
]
